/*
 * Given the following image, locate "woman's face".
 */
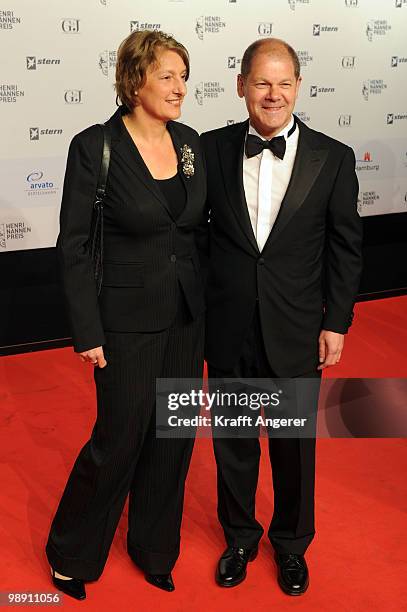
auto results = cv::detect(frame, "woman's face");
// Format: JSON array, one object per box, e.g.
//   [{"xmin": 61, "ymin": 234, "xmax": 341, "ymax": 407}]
[{"xmin": 135, "ymin": 49, "xmax": 187, "ymax": 122}]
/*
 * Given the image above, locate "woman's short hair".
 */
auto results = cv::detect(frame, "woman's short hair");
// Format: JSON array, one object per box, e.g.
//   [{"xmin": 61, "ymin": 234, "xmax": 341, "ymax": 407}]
[{"xmin": 115, "ymin": 30, "xmax": 190, "ymax": 111}]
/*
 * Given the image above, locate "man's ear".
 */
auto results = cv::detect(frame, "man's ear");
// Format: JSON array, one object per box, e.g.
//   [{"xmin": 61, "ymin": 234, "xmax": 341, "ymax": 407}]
[
  {"xmin": 295, "ymin": 75, "xmax": 302, "ymax": 99},
  {"xmin": 237, "ymin": 74, "xmax": 245, "ymax": 98}
]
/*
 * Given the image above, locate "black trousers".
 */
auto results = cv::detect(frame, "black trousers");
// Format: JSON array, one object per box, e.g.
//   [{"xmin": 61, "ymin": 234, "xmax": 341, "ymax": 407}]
[
  {"xmin": 208, "ymin": 306, "xmax": 320, "ymax": 556},
  {"xmin": 46, "ymin": 293, "xmax": 204, "ymax": 580}
]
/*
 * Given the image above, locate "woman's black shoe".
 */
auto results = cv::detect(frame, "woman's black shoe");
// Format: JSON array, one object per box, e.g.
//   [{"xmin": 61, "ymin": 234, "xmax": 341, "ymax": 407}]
[
  {"xmin": 51, "ymin": 568, "xmax": 86, "ymax": 601},
  {"xmin": 145, "ymin": 573, "xmax": 175, "ymax": 592}
]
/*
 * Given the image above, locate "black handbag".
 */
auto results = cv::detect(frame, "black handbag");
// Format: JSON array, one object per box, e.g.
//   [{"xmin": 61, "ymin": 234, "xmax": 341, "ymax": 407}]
[{"xmin": 89, "ymin": 123, "xmax": 111, "ymax": 295}]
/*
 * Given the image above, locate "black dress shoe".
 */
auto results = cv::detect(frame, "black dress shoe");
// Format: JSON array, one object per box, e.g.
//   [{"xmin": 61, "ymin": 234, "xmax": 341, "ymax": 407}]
[
  {"xmin": 216, "ymin": 546, "xmax": 258, "ymax": 587},
  {"xmin": 145, "ymin": 573, "xmax": 175, "ymax": 592},
  {"xmin": 274, "ymin": 553, "xmax": 309, "ymax": 596},
  {"xmin": 51, "ymin": 568, "xmax": 86, "ymax": 601}
]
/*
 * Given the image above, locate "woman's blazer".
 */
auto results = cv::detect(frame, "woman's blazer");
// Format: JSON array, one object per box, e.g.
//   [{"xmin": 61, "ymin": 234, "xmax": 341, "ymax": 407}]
[{"xmin": 57, "ymin": 106, "xmax": 207, "ymax": 352}]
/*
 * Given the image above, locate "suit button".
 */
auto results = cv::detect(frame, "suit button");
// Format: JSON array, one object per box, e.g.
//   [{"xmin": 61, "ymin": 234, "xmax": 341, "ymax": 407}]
[
  {"xmin": 171, "ymin": 222, "xmax": 176, "ymax": 229},
  {"xmin": 170, "ymin": 254, "xmax": 177, "ymax": 263},
  {"xmin": 258, "ymin": 257, "xmax": 265, "ymax": 265}
]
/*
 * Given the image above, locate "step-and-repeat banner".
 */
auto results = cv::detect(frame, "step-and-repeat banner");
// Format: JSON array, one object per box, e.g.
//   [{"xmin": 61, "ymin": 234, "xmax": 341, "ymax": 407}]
[{"xmin": 1, "ymin": 0, "xmax": 406, "ymax": 252}]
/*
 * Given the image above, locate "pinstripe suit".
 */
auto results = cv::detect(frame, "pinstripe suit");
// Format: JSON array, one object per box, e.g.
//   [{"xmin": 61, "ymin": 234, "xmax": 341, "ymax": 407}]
[{"xmin": 46, "ymin": 106, "xmax": 205, "ymax": 580}]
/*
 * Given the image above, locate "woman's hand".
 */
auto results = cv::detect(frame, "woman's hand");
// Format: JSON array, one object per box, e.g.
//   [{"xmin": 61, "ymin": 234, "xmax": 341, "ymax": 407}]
[{"xmin": 78, "ymin": 346, "xmax": 107, "ymax": 368}]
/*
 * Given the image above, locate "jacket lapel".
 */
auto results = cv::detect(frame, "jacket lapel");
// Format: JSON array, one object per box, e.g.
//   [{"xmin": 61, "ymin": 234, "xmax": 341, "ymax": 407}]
[
  {"xmin": 106, "ymin": 106, "xmax": 176, "ymax": 219},
  {"xmin": 167, "ymin": 121, "xmax": 192, "ymax": 219},
  {"xmin": 262, "ymin": 119, "xmax": 329, "ymax": 250},
  {"xmin": 218, "ymin": 120, "xmax": 260, "ymax": 254}
]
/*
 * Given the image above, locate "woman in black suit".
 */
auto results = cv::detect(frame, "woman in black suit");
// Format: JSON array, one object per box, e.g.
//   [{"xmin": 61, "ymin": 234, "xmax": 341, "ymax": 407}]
[{"xmin": 46, "ymin": 30, "xmax": 206, "ymax": 600}]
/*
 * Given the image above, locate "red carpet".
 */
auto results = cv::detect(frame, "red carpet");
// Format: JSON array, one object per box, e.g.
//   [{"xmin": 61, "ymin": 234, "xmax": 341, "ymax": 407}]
[{"xmin": 1, "ymin": 296, "xmax": 406, "ymax": 611}]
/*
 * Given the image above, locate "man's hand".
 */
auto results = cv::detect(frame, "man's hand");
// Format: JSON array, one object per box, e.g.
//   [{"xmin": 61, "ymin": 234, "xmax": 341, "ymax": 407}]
[
  {"xmin": 78, "ymin": 346, "xmax": 107, "ymax": 368},
  {"xmin": 317, "ymin": 330, "xmax": 344, "ymax": 370}
]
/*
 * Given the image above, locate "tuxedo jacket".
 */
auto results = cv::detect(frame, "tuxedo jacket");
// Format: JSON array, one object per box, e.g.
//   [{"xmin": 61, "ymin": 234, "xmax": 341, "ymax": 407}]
[
  {"xmin": 57, "ymin": 106, "xmax": 206, "ymax": 352},
  {"xmin": 200, "ymin": 118, "xmax": 363, "ymax": 377}
]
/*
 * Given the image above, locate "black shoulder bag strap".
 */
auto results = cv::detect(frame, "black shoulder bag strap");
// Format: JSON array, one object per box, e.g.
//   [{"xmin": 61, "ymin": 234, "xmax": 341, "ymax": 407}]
[{"xmin": 90, "ymin": 123, "xmax": 111, "ymax": 295}]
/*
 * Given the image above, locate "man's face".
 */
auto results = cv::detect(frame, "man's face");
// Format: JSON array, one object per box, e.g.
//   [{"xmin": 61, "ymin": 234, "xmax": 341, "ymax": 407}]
[{"xmin": 237, "ymin": 52, "xmax": 301, "ymax": 138}]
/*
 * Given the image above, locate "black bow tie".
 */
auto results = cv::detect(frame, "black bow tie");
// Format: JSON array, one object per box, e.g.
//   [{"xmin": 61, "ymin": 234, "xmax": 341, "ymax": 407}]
[
  {"xmin": 246, "ymin": 134, "xmax": 286, "ymax": 159},
  {"xmin": 245, "ymin": 119, "xmax": 297, "ymax": 160}
]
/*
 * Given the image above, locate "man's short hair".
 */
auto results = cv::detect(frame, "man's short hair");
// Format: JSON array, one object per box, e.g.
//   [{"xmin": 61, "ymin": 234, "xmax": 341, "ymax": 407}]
[
  {"xmin": 115, "ymin": 30, "xmax": 190, "ymax": 111},
  {"xmin": 241, "ymin": 38, "xmax": 300, "ymax": 80}
]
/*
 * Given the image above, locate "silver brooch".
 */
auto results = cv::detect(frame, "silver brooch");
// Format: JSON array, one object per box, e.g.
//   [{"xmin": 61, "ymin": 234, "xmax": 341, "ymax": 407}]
[{"xmin": 180, "ymin": 144, "xmax": 195, "ymax": 178}]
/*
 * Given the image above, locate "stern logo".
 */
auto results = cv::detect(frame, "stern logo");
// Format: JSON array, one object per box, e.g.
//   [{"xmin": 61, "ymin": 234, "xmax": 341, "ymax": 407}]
[
  {"xmin": 26, "ymin": 56, "xmax": 61, "ymax": 69},
  {"xmin": 228, "ymin": 56, "xmax": 241, "ymax": 69},
  {"xmin": 313, "ymin": 23, "xmax": 338, "ymax": 35},
  {"xmin": 130, "ymin": 21, "xmax": 161, "ymax": 32},
  {"xmin": 387, "ymin": 112, "xmax": 407, "ymax": 124},
  {"xmin": 391, "ymin": 55, "xmax": 407, "ymax": 67},
  {"xmin": 29, "ymin": 127, "xmax": 63, "ymax": 140},
  {"xmin": 310, "ymin": 85, "xmax": 335, "ymax": 97}
]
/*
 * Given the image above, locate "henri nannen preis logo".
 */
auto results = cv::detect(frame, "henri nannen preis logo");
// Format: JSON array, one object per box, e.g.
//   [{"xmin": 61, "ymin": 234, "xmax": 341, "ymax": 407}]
[
  {"xmin": 366, "ymin": 20, "xmax": 391, "ymax": 42},
  {"xmin": 0, "ymin": 83, "xmax": 24, "ymax": 103},
  {"xmin": 359, "ymin": 190, "xmax": 380, "ymax": 212},
  {"xmin": 26, "ymin": 56, "xmax": 61, "ymax": 70},
  {"xmin": 362, "ymin": 79, "xmax": 387, "ymax": 101},
  {"xmin": 0, "ymin": 9, "xmax": 22, "ymax": 29},
  {"xmin": 297, "ymin": 50, "xmax": 313, "ymax": 68},
  {"xmin": 288, "ymin": 0, "xmax": 310, "ymax": 10},
  {"xmin": 194, "ymin": 81, "xmax": 225, "ymax": 106},
  {"xmin": 0, "ymin": 224, "xmax": 6, "ymax": 249},
  {"xmin": 98, "ymin": 50, "xmax": 117, "ymax": 77},
  {"xmin": 0, "ymin": 221, "xmax": 32, "ymax": 247},
  {"xmin": 295, "ymin": 111, "xmax": 311, "ymax": 123},
  {"xmin": 195, "ymin": 16, "xmax": 226, "ymax": 40}
]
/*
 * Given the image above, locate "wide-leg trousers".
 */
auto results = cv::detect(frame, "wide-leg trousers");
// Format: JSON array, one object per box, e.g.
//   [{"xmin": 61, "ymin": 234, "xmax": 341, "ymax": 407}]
[
  {"xmin": 208, "ymin": 306, "xmax": 320, "ymax": 556},
  {"xmin": 46, "ymin": 294, "xmax": 204, "ymax": 580}
]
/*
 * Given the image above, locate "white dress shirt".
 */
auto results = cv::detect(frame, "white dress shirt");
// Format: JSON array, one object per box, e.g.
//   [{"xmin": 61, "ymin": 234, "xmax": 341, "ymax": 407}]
[{"xmin": 243, "ymin": 115, "xmax": 299, "ymax": 252}]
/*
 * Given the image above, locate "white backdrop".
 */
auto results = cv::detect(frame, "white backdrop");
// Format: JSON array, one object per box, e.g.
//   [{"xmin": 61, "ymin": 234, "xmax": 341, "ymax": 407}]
[{"xmin": 1, "ymin": 0, "xmax": 406, "ymax": 252}]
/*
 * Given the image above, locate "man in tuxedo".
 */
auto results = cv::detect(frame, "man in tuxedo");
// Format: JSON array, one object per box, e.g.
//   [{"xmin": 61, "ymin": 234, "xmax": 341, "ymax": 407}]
[{"xmin": 200, "ymin": 38, "xmax": 363, "ymax": 595}]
